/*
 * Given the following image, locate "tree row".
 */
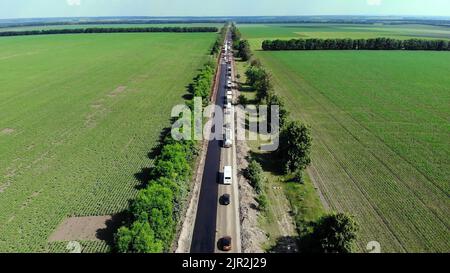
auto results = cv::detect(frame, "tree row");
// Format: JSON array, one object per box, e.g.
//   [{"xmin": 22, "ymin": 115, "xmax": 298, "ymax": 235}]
[
  {"xmin": 114, "ymin": 25, "xmax": 226, "ymax": 253},
  {"xmin": 262, "ymin": 38, "xmax": 450, "ymax": 51},
  {"xmin": 0, "ymin": 27, "xmax": 219, "ymax": 37},
  {"xmin": 233, "ymin": 26, "xmax": 360, "ymax": 253},
  {"xmin": 230, "ymin": 23, "xmax": 252, "ymax": 61}
]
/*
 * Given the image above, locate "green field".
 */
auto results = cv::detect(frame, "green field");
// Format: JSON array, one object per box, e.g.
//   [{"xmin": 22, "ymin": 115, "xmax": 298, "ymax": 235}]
[
  {"xmin": 0, "ymin": 32, "xmax": 215, "ymax": 252},
  {"xmin": 248, "ymin": 50, "xmax": 450, "ymax": 252},
  {"xmin": 239, "ymin": 24, "xmax": 450, "ymax": 252},
  {"xmin": 239, "ymin": 24, "xmax": 450, "ymax": 49}
]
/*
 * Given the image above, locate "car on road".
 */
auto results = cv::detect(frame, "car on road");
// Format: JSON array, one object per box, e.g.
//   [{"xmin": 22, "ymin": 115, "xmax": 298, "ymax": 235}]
[
  {"xmin": 220, "ymin": 194, "xmax": 231, "ymax": 205},
  {"xmin": 223, "ymin": 166, "xmax": 232, "ymax": 185},
  {"xmin": 219, "ymin": 236, "xmax": 232, "ymax": 251}
]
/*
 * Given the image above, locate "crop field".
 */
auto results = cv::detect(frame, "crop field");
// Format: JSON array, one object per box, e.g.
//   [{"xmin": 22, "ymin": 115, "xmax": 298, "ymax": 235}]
[
  {"xmin": 239, "ymin": 24, "xmax": 450, "ymax": 49},
  {"xmin": 246, "ymin": 49, "xmax": 450, "ymax": 252},
  {"xmin": 0, "ymin": 23, "xmax": 223, "ymax": 32},
  {"xmin": 0, "ymin": 32, "xmax": 215, "ymax": 252}
]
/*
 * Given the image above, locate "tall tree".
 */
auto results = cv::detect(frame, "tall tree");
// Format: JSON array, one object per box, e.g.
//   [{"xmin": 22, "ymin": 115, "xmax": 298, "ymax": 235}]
[
  {"xmin": 311, "ymin": 213, "xmax": 359, "ymax": 253},
  {"xmin": 115, "ymin": 221, "xmax": 164, "ymax": 253},
  {"xmin": 277, "ymin": 121, "xmax": 312, "ymax": 174},
  {"xmin": 267, "ymin": 92, "xmax": 289, "ymax": 130},
  {"xmin": 237, "ymin": 40, "xmax": 252, "ymax": 61},
  {"xmin": 130, "ymin": 183, "xmax": 174, "ymax": 246},
  {"xmin": 254, "ymin": 71, "xmax": 272, "ymax": 103}
]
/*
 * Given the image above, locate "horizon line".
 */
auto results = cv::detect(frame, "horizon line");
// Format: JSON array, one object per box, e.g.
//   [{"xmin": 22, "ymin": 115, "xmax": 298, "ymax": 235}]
[{"xmin": 1, "ymin": 14, "xmax": 450, "ymax": 21}]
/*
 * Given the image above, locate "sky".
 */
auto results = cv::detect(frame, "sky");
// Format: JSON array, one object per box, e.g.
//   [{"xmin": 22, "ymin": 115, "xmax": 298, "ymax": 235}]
[{"xmin": 1, "ymin": 0, "xmax": 450, "ymax": 20}]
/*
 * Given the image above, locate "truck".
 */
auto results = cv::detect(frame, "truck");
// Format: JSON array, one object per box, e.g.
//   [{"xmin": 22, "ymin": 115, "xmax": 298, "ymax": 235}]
[
  {"xmin": 223, "ymin": 128, "xmax": 233, "ymax": 148},
  {"xmin": 226, "ymin": 95, "xmax": 233, "ymax": 104},
  {"xmin": 224, "ymin": 106, "xmax": 231, "ymax": 116},
  {"xmin": 223, "ymin": 166, "xmax": 232, "ymax": 185},
  {"xmin": 224, "ymin": 94, "xmax": 232, "ymax": 104}
]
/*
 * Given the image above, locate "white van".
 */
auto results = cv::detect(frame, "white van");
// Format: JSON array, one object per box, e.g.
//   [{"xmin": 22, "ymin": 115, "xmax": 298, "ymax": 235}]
[{"xmin": 223, "ymin": 166, "xmax": 232, "ymax": 185}]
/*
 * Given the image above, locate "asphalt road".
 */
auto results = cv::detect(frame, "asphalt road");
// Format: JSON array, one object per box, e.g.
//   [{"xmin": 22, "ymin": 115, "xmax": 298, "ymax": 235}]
[
  {"xmin": 190, "ymin": 45, "xmax": 228, "ymax": 254},
  {"xmin": 215, "ymin": 40, "xmax": 241, "ymax": 254},
  {"xmin": 190, "ymin": 32, "xmax": 241, "ymax": 253}
]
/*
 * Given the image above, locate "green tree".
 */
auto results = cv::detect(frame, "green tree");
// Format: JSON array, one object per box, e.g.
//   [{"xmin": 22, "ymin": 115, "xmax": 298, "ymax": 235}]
[
  {"xmin": 244, "ymin": 160, "xmax": 263, "ymax": 193},
  {"xmin": 245, "ymin": 65, "xmax": 265, "ymax": 87},
  {"xmin": 256, "ymin": 193, "xmax": 268, "ymax": 212},
  {"xmin": 155, "ymin": 177, "xmax": 181, "ymax": 203},
  {"xmin": 115, "ymin": 221, "xmax": 164, "ymax": 253},
  {"xmin": 153, "ymin": 143, "xmax": 191, "ymax": 181},
  {"xmin": 278, "ymin": 121, "xmax": 312, "ymax": 174},
  {"xmin": 130, "ymin": 183, "xmax": 174, "ymax": 246},
  {"xmin": 237, "ymin": 40, "xmax": 252, "ymax": 61},
  {"xmin": 267, "ymin": 93, "xmax": 289, "ymax": 129},
  {"xmin": 254, "ymin": 71, "xmax": 272, "ymax": 103},
  {"xmin": 245, "ymin": 65, "xmax": 273, "ymax": 103},
  {"xmin": 311, "ymin": 213, "xmax": 359, "ymax": 253},
  {"xmin": 231, "ymin": 23, "xmax": 241, "ymax": 42}
]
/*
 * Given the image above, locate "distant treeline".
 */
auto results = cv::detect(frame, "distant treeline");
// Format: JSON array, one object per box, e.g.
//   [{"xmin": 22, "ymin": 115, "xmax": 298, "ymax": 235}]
[
  {"xmin": 2, "ymin": 17, "xmax": 449, "ymax": 29},
  {"xmin": 262, "ymin": 38, "xmax": 450, "ymax": 51},
  {"xmin": 235, "ymin": 20, "xmax": 450, "ymax": 27},
  {"xmin": 0, "ymin": 27, "xmax": 218, "ymax": 37},
  {"xmin": 0, "ymin": 20, "xmax": 226, "ymax": 29}
]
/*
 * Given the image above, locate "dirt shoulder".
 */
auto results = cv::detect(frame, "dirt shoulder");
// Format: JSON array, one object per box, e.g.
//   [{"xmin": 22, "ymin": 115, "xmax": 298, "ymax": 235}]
[
  {"xmin": 234, "ymin": 59, "xmax": 266, "ymax": 253},
  {"xmin": 236, "ymin": 138, "xmax": 267, "ymax": 253}
]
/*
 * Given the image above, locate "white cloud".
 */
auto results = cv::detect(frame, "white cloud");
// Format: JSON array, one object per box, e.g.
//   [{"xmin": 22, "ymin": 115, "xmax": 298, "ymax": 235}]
[
  {"xmin": 367, "ymin": 0, "xmax": 382, "ymax": 6},
  {"xmin": 67, "ymin": 0, "xmax": 81, "ymax": 6}
]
